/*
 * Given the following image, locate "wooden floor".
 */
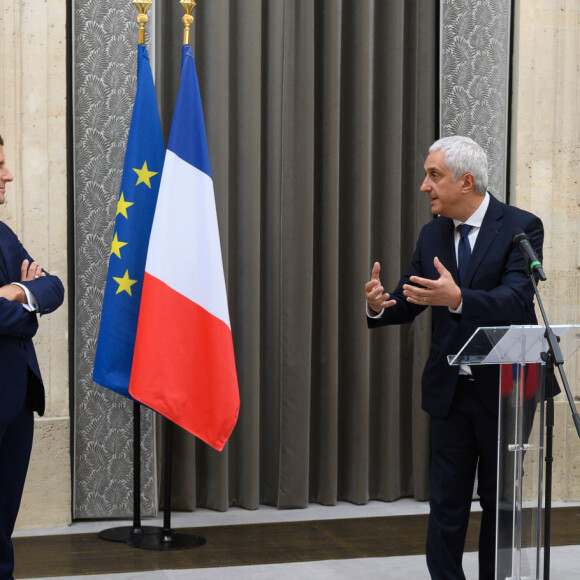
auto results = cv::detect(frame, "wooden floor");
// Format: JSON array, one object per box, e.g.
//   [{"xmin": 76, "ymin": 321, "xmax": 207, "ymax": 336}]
[{"xmin": 13, "ymin": 507, "xmax": 580, "ymax": 578}]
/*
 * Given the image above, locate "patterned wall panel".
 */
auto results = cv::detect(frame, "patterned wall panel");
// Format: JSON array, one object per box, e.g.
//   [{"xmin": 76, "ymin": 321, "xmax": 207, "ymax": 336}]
[
  {"xmin": 73, "ymin": 1, "xmax": 157, "ymax": 518},
  {"xmin": 440, "ymin": 0, "xmax": 512, "ymax": 201}
]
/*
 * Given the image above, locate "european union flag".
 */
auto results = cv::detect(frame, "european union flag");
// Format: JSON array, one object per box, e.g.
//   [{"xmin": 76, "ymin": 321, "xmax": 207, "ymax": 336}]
[
  {"xmin": 129, "ymin": 45, "xmax": 239, "ymax": 451},
  {"xmin": 93, "ymin": 44, "xmax": 165, "ymax": 397}
]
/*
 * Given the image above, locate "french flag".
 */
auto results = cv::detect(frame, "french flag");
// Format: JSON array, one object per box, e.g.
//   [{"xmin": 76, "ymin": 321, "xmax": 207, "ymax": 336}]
[{"xmin": 129, "ymin": 46, "xmax": 239, "ymax": 452}]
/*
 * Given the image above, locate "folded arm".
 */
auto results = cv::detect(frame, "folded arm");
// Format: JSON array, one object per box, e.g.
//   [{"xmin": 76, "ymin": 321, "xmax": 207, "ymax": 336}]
[{"xmin": 0, "ymin": 258, "xmax": 64, "ymax": 336}]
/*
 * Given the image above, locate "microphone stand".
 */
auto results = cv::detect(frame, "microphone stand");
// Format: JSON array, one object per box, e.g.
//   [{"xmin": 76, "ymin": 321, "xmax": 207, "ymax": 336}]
[{"xmin": 527, "ymin": 271, "xmax": 580, "ymax": 580}]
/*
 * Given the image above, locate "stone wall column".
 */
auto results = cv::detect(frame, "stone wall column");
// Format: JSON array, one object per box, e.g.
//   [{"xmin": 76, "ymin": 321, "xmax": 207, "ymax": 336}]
[
  {"xmin": 511, "ymin": 0, "xmax": 580, "ymax": 500},
  {"xmin": 0, "ymin": 0, "xmax": 70, "ymax": 528}
]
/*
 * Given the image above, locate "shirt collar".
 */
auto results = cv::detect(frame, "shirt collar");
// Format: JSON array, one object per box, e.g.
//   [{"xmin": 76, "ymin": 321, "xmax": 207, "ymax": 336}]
[{"xmin": 453, "ymin": 191, "xmax": 490, "ymax": 229}]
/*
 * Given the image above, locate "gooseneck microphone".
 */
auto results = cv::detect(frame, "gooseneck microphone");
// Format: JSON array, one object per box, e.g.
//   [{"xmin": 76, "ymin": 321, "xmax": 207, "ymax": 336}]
[{"xmin": 512, "ymin": 229, "xmax": 547, "ymax": 281}]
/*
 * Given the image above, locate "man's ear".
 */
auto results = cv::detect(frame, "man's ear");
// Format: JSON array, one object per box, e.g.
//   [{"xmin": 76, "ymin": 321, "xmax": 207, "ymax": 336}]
[{"xmin": 462, "ymin": 172, "xmax": 475, "ymax": 192}]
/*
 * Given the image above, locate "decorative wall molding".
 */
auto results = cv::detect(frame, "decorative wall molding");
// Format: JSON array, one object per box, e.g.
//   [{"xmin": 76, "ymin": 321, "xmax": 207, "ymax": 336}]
[
  {"xmin": 440, "ymin": 0, "xmax": 512, "ymax": 201},
  {"xmin": 72, "ymin": 0, "xmax": 156, "ymax": 518}
]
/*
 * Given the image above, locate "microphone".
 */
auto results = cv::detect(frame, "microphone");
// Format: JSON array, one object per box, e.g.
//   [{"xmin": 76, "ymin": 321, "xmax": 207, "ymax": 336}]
[{"xmin": 512, "ymin": 229, "xmax": 547, "ymax": 281}]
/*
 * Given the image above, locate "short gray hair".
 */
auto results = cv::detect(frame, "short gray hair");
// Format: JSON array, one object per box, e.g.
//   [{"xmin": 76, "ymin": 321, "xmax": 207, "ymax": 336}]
[{"xmin": 429, "ymin": 136, "xmax": 488, "ymax": 195}]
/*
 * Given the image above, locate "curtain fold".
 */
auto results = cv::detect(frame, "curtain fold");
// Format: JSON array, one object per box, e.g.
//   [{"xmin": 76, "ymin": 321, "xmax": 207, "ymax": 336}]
[
  {"xmin": 155, "ymin": 0, "xmax": 437, "ymax": 512},
  {"xmin": 308, "ymin": 0, "xmax": 342, "ymax": 507}
]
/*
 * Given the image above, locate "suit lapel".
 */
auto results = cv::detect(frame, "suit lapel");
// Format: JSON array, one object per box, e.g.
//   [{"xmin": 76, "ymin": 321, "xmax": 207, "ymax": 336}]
[
  {"xmin": 438, "ymin": 217, "xmax": 459, "ymax": 283},
  {"xmin": 0, "ymin": 235, "xmax": 9, "ymax": 285},
  {"xmin": 463, "ymin": 194, "xmax": 504, "ymax": 287}
]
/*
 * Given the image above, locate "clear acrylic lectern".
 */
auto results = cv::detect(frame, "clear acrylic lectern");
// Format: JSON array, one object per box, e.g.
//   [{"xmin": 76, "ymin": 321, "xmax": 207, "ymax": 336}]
[{"xmin": 448, "ymin": 325, "xmax": 580, "ymax": 580}]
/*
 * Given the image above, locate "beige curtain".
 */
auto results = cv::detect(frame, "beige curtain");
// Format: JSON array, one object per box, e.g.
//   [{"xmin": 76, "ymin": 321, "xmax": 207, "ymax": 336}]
[{"xmin": 154, "ymin": 0, "xmax": 438, "ymax": 511}]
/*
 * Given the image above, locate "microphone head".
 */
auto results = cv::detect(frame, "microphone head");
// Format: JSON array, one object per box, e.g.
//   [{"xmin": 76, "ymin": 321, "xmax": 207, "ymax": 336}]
[{"xmin": 512, "ymin": 229, "xmax": 527, "ymax": 246}]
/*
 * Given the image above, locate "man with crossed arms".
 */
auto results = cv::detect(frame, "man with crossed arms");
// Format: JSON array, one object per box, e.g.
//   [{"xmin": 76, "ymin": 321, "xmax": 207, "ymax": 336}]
[{"xmin": 0, "ymin": 134, "xmax": 64, "ymax": 579}]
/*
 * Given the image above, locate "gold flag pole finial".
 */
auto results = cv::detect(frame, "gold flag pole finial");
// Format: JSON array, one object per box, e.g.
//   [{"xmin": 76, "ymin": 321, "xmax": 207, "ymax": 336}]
[
  {"xmin": 180, "ymin": 0, "xmax": 197, "ymax": 45},
  {"xmin": 133, "ymin": 0, "xmax": 153, "ymax": 45}
]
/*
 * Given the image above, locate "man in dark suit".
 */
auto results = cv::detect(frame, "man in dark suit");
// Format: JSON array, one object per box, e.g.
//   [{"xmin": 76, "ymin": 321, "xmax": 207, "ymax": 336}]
[
  {"xmin": 365, "ymin": 136, "xmax": 543, "ymax": 580},
  {"xmin": 0, "ymin": 134, "xmax": 65, "ymax": 579}
]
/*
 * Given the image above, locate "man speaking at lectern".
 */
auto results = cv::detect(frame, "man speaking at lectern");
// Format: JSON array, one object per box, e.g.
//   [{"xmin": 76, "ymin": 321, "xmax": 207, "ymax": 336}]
[{"xmin": 365, "ymin": 136, "xmax": 543, "ymax": 579}]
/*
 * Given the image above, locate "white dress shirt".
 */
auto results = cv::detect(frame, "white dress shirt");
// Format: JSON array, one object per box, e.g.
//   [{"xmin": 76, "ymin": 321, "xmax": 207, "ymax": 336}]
[
  {"xmin": 11, "ymin": 282, "xmax": 39, "ymax": 312},
  {"xmin": 449, "ymin": 191, "xmax": 490, "ymax": 313}
]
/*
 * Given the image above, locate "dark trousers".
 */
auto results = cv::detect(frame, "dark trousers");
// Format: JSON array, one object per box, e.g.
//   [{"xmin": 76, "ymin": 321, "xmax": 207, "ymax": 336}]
[
  {"xmin": 0, "ymin": 401, "xmax": 34, "ymax": 580},
  {"xmin": 426, "ymin": 376, "xmax": 498, "ymax": 580}
]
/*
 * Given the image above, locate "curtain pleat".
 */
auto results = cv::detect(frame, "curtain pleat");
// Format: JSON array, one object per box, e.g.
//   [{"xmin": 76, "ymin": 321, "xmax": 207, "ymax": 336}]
[
  {"xmin": 156, "ymin": 0, "xmax": 437, "ymax": 513},
  {"xmin": 276, "ymin": 1, "xmax": 317, "ymax": 510},
  {"xmin": 308, "ymin": 0, "xmax": 342, "ymax": 507}
]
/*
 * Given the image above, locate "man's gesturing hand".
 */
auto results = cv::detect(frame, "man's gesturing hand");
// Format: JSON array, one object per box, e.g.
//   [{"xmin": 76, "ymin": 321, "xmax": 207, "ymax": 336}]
[
  {"xmin": 402, "ymin": 257, "xmax": 462, "ymax": 310},
  {"xmin": 365, "ymin": 262, "xmax": 396, "ymax": 314}
]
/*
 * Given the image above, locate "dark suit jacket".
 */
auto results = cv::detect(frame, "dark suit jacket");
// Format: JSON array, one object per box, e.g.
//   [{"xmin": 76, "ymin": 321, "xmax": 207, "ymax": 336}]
[
  {"xmin": 0, "ymin": 221, "xmax": 65, "ymax": 425},
  {"xmin": 368, "ymin": 194, "xmax": 543, "ymax": 417}
]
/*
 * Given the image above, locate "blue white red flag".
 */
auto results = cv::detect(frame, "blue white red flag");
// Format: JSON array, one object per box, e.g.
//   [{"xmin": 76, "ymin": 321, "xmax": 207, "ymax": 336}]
[{"xmin": 129, "ymin": 46, "xmax": 239, "ymax": 451}]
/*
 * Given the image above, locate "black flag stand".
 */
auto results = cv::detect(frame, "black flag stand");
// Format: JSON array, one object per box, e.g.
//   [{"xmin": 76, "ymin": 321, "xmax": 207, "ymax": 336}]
[
  {"xmin": 127, "ymin": 417, "xmax": 206, "ymax": 551},
  {"xmin": 98, "ymin": 401, "xmax": 163, "ymax": 542}
]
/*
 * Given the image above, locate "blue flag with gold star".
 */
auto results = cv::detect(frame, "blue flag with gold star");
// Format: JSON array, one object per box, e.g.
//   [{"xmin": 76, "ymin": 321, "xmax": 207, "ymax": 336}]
[{"xmin": 93, "ymin": 44, "xmax": 165, "ymax": 397}]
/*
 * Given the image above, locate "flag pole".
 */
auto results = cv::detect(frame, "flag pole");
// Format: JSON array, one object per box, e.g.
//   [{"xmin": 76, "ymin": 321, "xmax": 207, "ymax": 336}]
[
  {"xmin": 128, "ymin": 416, "xmax": 205, "ymax": 550},
  {"xmin": 127, "ymin": 0, "xmax": 205, "ymax": 551},
  {"xmin": 99, "ymin": 401, "xmax": 162, "ymax": 541},
  {"xmin": 99, "ymin": 0, "xmax": 162, "ymax": 543}
]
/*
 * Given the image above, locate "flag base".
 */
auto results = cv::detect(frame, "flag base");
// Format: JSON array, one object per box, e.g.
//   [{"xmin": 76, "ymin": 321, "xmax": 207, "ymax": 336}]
[
  {"xmin": 124, "ymin": 418, "xmax": 206, "ymax": 551},
  {"xmin": 98, "ymin": 525, "xmax": 164, "ymax": 543},
  {"xmin": 127, "ymin": 530, "xmax": 206, "ymax": 551}
]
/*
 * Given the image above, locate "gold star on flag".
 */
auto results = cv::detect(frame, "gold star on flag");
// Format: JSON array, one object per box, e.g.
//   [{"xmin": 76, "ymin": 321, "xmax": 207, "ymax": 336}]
[
  {"xmin": 110, "ymin": 233, "xmax": 128, "ymax": 259},
  {"xmin": 133, "ymin": 161, "xmax": 158, "ymax": 188},
  {"xmin": 116, "ymin": 192, "xmax": 134, "ymax": 218},
  {"xmin": 113, "ymin": 270, "xmax": 138, "ymax": 296}
]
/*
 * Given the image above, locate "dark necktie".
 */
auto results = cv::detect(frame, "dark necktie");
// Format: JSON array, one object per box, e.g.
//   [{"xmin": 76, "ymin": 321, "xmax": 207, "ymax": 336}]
[{"xmin": 457, "ymin": 223, "xmax": 472, "ymax": 286}]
